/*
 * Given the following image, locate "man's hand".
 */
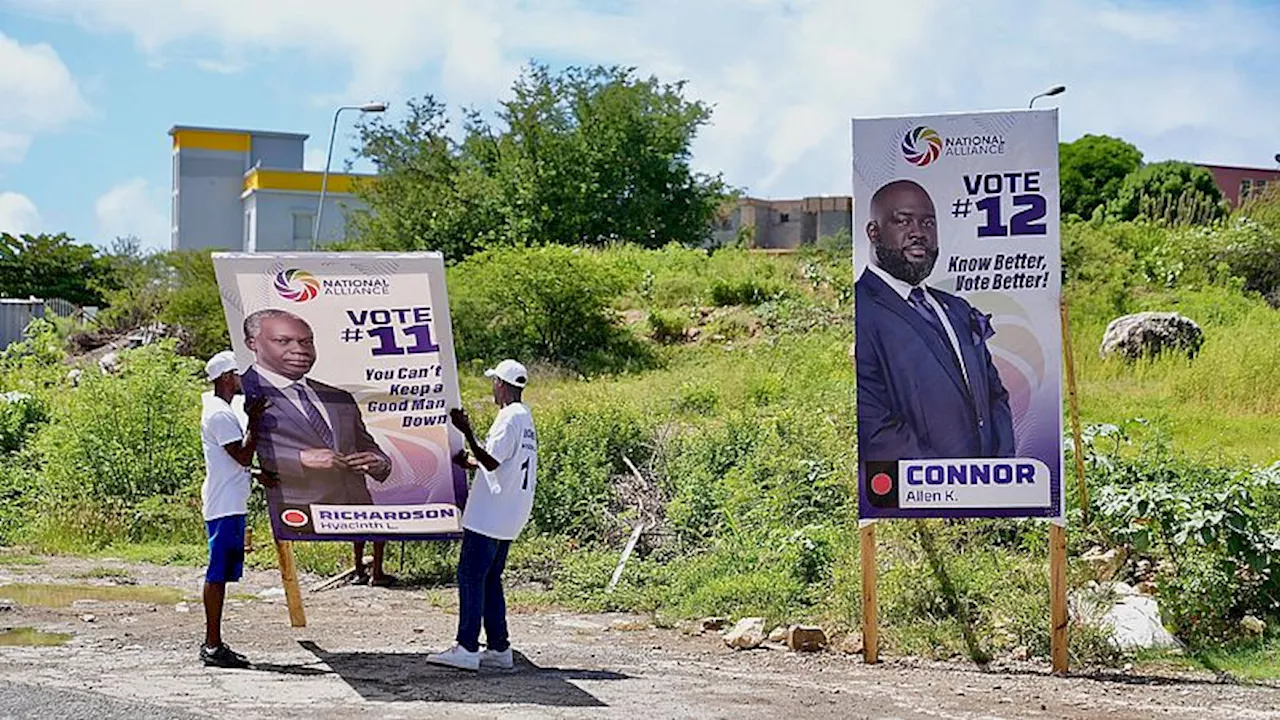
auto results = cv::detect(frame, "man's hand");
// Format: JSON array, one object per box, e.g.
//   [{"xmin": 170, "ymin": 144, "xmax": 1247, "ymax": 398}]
[
  {"xmin": 300, "ymin": 448, "xmax": 348, "ymax": 470},
  {"xmin": 344, "ymin": 451, "xmax": 390, "ymax": 479},
  {"xmin": 253, "ymin": 468, "xmax": 280, "ymax": 489},
  {"xmin": 452, "ymin": 450, "xmax": 479, "ymax": 470},
  {"xmin": 246, "ymin": 397, "xmax": 271, "ymax": 424},
  {"xmin": 449, "ymin": 408, "xmax": 473, "ymax": 437}
]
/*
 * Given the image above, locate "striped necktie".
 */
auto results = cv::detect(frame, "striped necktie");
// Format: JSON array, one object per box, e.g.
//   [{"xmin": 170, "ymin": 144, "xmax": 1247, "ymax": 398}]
[{"xmin": 293, "ymin": 383, "xmax": 335, "ymax": 450}]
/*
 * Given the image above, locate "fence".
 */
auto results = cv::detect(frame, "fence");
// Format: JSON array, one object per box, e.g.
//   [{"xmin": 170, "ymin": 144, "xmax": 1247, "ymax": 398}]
[{"xmin": 0, "ymin": 297, "xmax": 99, "ymax": 350}]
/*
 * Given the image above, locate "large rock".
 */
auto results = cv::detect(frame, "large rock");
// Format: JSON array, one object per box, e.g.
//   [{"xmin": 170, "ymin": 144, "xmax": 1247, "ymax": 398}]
[
  {"xmin": 1100, "ymin": 312, "xmax": 1203, "ymax": 361},
  {"xmin": 1102, "ymin": 595, "xmax": 1179, "ymax": 650},
  {"xmin": 1241, "ymin": 615, "xmax": 1267, "ymax": 635},
  {"xmin": 723, "ymin": 617, "xmax": 767, "ymax": 650},
  {"xmin": 785, "ymin": 625, "xmax": 828, "ymax": 652},
  {"xmin": 1080, "ymin": 546, "xmax": 1128, "ymax": 582}
]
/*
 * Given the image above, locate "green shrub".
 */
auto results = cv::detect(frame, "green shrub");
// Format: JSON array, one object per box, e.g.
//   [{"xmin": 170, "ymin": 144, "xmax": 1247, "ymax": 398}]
[
  {"xmin": 159, "ymin": 251, "xmax": 228, "ymax": 359},
  {"xmin": 708, "ymin": 276, "xmax": 785, "ymax": 306},
  {"xmin": 0, "ymin": 391, "xmax": 46, "ymax": 455},
  {"xmin": 26, "ymin": 342, "xmax": 205, "ymax": 546},
  {"xmin": 449, "ymin": 245, "xmax": 651, "ymax": 374},
  {"xmin": 531, "ymin": 398, "xmax": 650, "ymax": 541},
  {"xmin": 1086, "ymin": 425, "xmax": 1280, "ymax": 647},
  {"xmin": 647, "ymin": 309, "xmax": 689, "ymax": 344}
]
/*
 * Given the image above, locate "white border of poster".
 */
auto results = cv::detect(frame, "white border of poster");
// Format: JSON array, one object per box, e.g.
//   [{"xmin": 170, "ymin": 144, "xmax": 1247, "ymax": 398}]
[
  {"xmin": 212, "ymin": 252, "xmax": 468, "ymax": 541},
  {"xmin": 853, "ymin": 110, "xmax": 1064, "ymax": 520}
]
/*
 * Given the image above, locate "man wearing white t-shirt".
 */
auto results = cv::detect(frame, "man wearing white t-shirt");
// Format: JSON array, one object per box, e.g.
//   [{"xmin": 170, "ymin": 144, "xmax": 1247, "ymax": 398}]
[
  {"xmin": 200, "ymin": 351, "xmax": 269, "ymax": 669},
  {"xmin": 428, "ymin": 359, "xmax": 537, "ymax": 672}
]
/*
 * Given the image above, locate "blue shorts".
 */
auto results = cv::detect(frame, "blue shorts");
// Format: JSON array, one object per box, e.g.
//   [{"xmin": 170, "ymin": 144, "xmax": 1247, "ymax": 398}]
[{"xmin": 205, "ymin": 514, "xmax": 246, "ymax": 583}]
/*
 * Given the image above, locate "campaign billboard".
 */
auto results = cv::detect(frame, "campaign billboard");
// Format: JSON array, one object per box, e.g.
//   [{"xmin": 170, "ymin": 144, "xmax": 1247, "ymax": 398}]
[
  {"xmin": 212, "ymin": 252, "xmax": 467, "ymax": 541},
  {"xmin": 853, "ymin": 110, "xmax": 1063, "ymax": 520}
]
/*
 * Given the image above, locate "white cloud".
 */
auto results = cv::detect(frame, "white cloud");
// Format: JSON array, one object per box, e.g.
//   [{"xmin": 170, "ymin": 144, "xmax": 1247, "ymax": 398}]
[
  {"xmin": 14, "ymin": 0, "xmax": 1280, "ymax": 196},
  {"xmin": 304, "ymin": 147, "xmax": 328, "ymax": 172},
  {"xmin": 0, "ymin": 192, "xmax": 42, "ymax": 235},
  {"xmin": 94, "ymin": 178, "xmax": 169, "ymax": 251},
  {"xmin": 0, "ymin": 31, "xmax": 89, "ymax": 164}
]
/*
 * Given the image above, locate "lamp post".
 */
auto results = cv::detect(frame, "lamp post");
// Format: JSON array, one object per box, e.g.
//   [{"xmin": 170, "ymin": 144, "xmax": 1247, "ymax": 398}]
[
  {"xmin": 313, "ymin": 101, "xmax": 387, "ymax": 249},
  {"xmin": 1028, "ymin": 85, "xmax": 1066, "ymax": 109}
]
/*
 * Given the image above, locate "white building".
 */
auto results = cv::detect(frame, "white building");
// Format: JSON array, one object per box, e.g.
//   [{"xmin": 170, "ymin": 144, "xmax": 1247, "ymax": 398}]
[{"xmin": 169, "ymin": 126, "xmax": 371, "ymax": 251}]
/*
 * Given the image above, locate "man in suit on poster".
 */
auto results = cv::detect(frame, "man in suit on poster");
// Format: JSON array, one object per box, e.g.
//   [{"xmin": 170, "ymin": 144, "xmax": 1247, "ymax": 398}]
[
  {"xmin": 855, "ymin": 179, "xmax": 1015, "ymax": 462},
  {"xmin": 240, "ymin": 308, "xmax": 393, "ymax": 508}
]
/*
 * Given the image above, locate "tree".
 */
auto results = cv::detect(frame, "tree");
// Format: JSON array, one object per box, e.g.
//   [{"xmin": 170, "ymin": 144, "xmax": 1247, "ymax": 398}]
[
  {"xmin": 0, "ymin": 233, "xmax": 114, "ymax": 305},
  {"xmin": 1108, "ymin": 161, "xmax": 1227, "ymax": 225},
  {"xmin": 1059, "ymin": 135, "xmax": 1143, "ymax": 219},
  {"xmin": 350, "ymin": 64, "xmax": 727, "ymax": 260}
]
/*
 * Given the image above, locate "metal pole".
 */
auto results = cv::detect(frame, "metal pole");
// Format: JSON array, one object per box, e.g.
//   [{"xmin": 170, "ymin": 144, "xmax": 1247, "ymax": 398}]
[{"xmin": 314, "ymin": 106, "xmax": 352, "ymax": 250}]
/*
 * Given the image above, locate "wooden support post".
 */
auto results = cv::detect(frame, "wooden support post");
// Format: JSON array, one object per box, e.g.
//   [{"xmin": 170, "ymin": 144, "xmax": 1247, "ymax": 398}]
[
  {"xmin": 1049, "ymin": 523, "xmax": 1068, "ymax": 674},
  {"xmin": 1060, "ymin": 300, "xmax": 1089, "ymax": 525},
  {"xmin": 860, "ymin": 522, "xmax": 879, "ymax": 664},
  {"xmin": 275, "ymin": 540, "xmax": 307, "ymax": 628}
]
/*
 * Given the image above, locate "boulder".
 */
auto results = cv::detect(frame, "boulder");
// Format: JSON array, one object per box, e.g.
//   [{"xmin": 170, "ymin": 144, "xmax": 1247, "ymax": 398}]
[
  {"xmin": 1241, "ymin": 615, "xmax": 1267, "ymax": 635},
  {"xmin": 1100, "ymin": 312, "xmax": 1203, "ymax": 361},
  {"xmin": 698, "ymin": 616, "xmax": 730, "ymax": 634},
  {"xmin": 785, "ymin": 625, "xmax": 827, "ymax": 652},
  {"xmin": 1101, "ymin": 595, "xmax": 1179, "ymax": 650},
  {"xmin": 768, "ymin": 626, "xmax": 787, "ymax": 643},
  {"xmin": 723, "ymin": 617, "xmax": 766, "ymax": 650},
  {"xmin": 1080, "ymin": 546, "xmax": 1128, "ymax": 582},
  {"xmin": 836, "ymin": 633, "xmax": 864, "ymax": 655}
]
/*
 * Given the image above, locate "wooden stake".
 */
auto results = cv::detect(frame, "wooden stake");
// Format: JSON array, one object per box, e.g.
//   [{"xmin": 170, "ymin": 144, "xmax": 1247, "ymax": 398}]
[
  {"xmin": 860, "ymin": 522, "xmax": 879, "ymax": 664},
  {"xmin": 275, "ymin": 540, "xmax": 307, "ymax": 628},
  {"xmin": 1060, "ymin": 300, "xmax": 1089, "ymax": 525},
  {"xmin": 606, "ymin": 523, "xmax": 645, "ymax": 594},
  {"xmin": 1049, "ymin": 523, "xmax": 1068, "ymax": 674}
]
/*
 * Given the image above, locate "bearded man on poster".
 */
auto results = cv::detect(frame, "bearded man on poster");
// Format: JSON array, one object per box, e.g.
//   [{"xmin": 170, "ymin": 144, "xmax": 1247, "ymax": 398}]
[{"xmin": 855, "ymin": 179, "xmax": 1016, "ymax": 461}]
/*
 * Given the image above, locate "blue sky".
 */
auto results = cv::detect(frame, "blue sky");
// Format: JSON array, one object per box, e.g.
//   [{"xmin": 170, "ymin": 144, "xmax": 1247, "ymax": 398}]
[{"xmin": 1, "ymin": 0, "xmax": 1277, "ymax": 252}]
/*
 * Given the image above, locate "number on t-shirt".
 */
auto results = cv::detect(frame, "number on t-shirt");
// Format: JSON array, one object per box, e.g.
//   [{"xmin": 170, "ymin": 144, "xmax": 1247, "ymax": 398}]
[{"xmin": 521, "ymin": 457, "xmax": 530, "ymax": 490}]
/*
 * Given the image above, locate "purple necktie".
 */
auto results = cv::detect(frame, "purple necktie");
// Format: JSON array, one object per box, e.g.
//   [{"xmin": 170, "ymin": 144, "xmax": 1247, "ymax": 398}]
[
  {"xmin": 294, "ymin": 383, "xmax": 335, "ymax": 450},
  {"xmin": 908, "ymin": 288, "xmax": 964, "ymax": 376}
]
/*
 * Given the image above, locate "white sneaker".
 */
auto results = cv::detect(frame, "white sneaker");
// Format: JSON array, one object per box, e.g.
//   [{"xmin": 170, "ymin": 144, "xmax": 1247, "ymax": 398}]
[
  {"xmin": 480, "ymin": 647, "xmax": 514, "ymax": 670},
  {"xmin": 426, "ymin": 644, "xmax": 480, "ymax": 672}
]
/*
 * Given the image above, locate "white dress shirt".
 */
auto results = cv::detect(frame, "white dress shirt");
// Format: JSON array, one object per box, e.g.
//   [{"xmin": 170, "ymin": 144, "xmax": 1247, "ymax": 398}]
[
  {"xmin": 867, "ymin": 264, "xmax": 971, "ymax": 388},
  {"xmin": 251, "ymin": 364, "xmax": 335, "ymax": 431}
]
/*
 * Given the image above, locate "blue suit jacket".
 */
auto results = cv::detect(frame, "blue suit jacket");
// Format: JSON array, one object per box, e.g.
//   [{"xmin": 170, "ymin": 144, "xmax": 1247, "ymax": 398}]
[
  {"xmin": 855, "ymin": 270, "xmax": 1015, "ymax": 461},
  {"xmin": 242, "ymin": 367, "xmax": 391, "ymax": 509}
]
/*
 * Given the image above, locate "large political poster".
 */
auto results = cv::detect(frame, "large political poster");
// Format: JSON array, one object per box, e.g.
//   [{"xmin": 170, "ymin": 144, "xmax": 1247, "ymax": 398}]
[
  {"xmin": 212, "ymin": 252, "xmax": 467, "ymax": 541},
  {"xmin": 853, "ymin": 110, "xmax": 1063, "ymax": 520}
]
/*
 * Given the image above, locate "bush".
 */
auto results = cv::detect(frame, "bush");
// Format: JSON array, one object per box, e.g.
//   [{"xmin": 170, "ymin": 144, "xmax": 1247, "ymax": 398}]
[
  {"xmin": 449, "ymin": 245, "xmax": 650, "ymax": 374},
  {"xmin": 709, "ymin": 276, "xmax": 786, "ymax": 306},
  {"xmin": 25, "ymin": 342, "xmax": 206, "ymax": 546},
  {"xmin": 1086, "ymin": 425, "xmax": 1280, "ymax": 647},
  {"xmin": 647, "ymin": 309, "xmax": 688, "ymax": 344},
  {"xmin": 531, "ymin": 398, "xmax": 651, "ymax": 541},
  {"xmin": 1108, "ymin": 161, "xmax": 1227, "ymax": 225}
]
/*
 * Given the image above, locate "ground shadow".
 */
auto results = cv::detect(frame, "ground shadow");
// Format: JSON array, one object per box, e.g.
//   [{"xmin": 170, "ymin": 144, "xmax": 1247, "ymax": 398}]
[
  {"xmin": 251, "ymin": 640, "xmax": 628, "ymax": 707},
  {"xmin": 915, "ymin": 522, "xmax": 993, "ymax": 665},
  {"xmin": 915, "ymin": 661, "xmax": 1248, "ymax": 688}
]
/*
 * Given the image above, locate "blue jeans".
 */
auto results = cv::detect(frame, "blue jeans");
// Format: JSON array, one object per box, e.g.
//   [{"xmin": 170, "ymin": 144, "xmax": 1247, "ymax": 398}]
[{"xmin": 456, "ymin": 529, "xmax": 512, "ymax": 653}]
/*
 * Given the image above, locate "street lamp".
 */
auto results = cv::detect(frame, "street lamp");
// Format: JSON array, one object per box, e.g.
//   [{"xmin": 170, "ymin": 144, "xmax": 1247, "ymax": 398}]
[
  {"xmin": 1028, "ymin": 85, "xmax": 1066, "ymax": 109},
  {"xmin": 314, "ymin": 101, "xmax": 388, "ymax": 249}
]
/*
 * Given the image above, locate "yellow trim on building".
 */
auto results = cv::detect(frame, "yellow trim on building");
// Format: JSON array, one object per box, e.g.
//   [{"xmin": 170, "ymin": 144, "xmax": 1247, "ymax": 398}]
[
  {"xmin": 243, "ymin": 169, "xmax": 370, "ymax": 195},
  {"xmin": 171, "ymin": 129, "xmax": 251, "ymax": 153}
]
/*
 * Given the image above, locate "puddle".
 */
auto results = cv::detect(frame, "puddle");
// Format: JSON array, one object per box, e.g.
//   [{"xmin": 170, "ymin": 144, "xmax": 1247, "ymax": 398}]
[
  {"xmin": 0, "ymin": 627, "xmax": 73, "ymax": 647},
  {"xmin": 0, "ymin": 583, "xmax": 183, "ymax": 607}
]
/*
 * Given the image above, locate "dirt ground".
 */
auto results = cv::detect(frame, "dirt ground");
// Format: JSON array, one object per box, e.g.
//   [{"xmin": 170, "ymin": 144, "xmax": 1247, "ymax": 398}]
[{"xmin": 1, "ymin": 555, "xmax": 1278, "ymax": 720}]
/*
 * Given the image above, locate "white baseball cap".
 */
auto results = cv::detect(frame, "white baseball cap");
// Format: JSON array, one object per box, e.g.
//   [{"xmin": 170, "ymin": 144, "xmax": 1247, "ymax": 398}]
[
  {"xmin": 205, "ymin": 350, "xmax": 239, "ymax": 381},
  {"xmin": 484, "ymin": 359, "xmax": 528, "ymax": 388}
]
